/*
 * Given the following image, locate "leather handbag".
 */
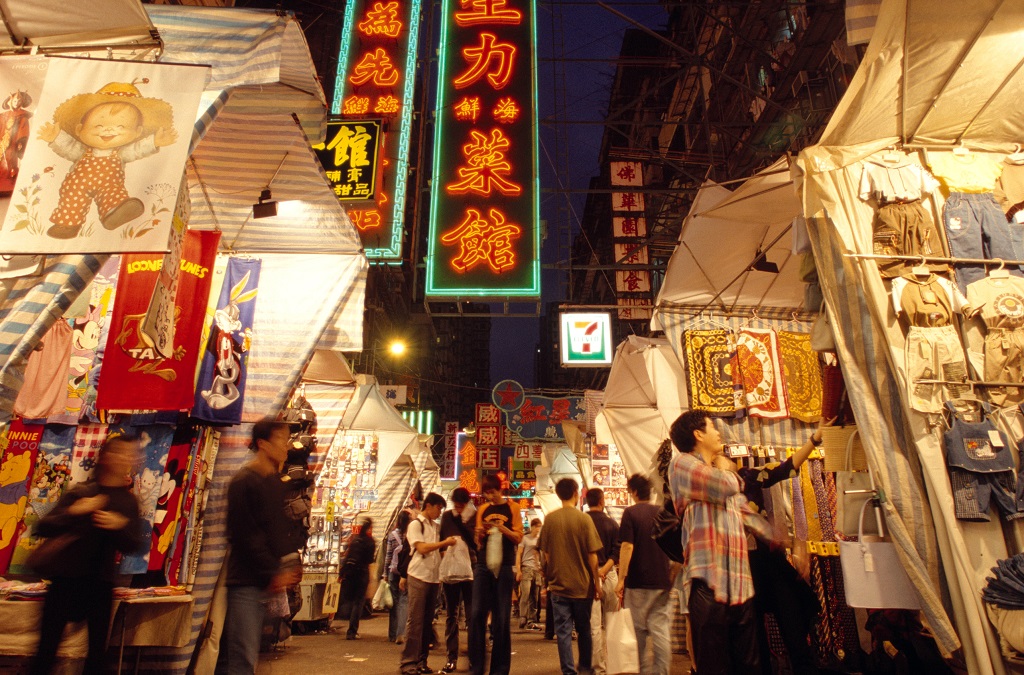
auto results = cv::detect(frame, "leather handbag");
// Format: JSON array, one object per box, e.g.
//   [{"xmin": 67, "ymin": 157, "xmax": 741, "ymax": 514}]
[
  {"xmin": 833, "ymin": 429, "xmax": 878, "ymax": 537},
  {"xmin": 839, "ymin": 499, "xmax": 921, "ymax": 609},
  {"xmin": 810, "ymin": 301, "xmax": 837, "ymax": 352}
]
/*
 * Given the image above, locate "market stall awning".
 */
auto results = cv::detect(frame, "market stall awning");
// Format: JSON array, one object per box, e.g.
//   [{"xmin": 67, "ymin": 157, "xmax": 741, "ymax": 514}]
[
  {"xmin": 0, "ymin": 0, "xmax": 157, "ymax": 51},
  {"xmin": 653, "ymin": 171, "xmax": 805, "ymax": 322},
  {"xmin": 820, "ymin": 0, "xmax": 1024, "ymax": 147},
  {"xmin": 186, "ymin": 108, "xmax": 362, "ymax": 254},
  {"xmin": 340, "ymin": 379, "xmax": 421, "ymax": 485},
  {"xmin": 149, "ymin": 6, "xmax": 326, "ymax": 142}
]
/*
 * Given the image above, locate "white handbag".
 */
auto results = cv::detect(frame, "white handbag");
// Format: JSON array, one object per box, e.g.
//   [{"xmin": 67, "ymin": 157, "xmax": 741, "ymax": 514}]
[{"xmin": 839, "ymin": 498, "xmax": 921, "ymax": 610}]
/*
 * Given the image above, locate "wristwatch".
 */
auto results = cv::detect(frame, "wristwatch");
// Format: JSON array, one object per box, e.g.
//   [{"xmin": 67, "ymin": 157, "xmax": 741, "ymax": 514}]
[{"xmin": 810, "ymin": 434, "xmax": 823, "ymax": 447}]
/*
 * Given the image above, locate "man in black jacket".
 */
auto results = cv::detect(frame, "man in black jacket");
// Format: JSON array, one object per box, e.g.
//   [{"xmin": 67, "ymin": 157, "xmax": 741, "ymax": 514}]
[
  {"xmin": 438, "ymin": 487, "xmax": 476, "ymax": 673},
  {"xmin": 223, "ymin": 418, "xmax": 302, "ymax": 674}
]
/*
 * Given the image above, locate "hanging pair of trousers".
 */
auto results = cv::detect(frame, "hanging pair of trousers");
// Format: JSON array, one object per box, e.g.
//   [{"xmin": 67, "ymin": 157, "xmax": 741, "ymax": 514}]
[
  {"xmin": 943, "ymin": 401, "xmax": 1023, "ymax": 521},
  {"xmin": 944, "ymin": 192, "xmax": 1024, "ymax": 293}
]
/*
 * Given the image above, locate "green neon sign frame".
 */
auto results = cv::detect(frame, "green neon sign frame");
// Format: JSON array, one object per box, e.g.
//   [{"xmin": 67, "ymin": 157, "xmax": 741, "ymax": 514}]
[
  {"xmin": 425, "ymin": 0, "xmax": 541, "ymax": 297},
  {"xmin": 331, "ymin": 0, "xmax": 422, "ymax": 260}
]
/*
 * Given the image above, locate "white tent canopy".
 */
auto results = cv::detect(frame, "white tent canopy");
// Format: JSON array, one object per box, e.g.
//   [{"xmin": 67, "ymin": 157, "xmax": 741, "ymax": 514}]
[
  {"xmin": 340, "ymin": 378, "xmax": 421, "ymax": 485},
  {"xmin": 601, "ymin": 336, "xmax": 688, "ymax": 487},
  {"xmin": 0, "ymin": 0, "xmax": 157, "ymax": 51},
  {"xmin": 819, "ymin": 0, "xmax": 1024, "ymax": 148},
  {"xmin": 652, "ymin": 161, "xmax": 805, "ymax": 326}
]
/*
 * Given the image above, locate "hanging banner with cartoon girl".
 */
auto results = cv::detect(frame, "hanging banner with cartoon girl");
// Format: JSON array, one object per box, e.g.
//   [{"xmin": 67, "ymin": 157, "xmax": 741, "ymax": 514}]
[
  {"xmin": 95, "ymin": 229, "xmax": 221, "ymax": 412},
  {"xmin": 192, "ymin": 257, "xmax": 261, "ymax": 424},
  {"xmin": 0, "ymin": 57, "xmax": 208, "ymax": 254},
  {"xmin": 0, "ymin": 56, "xmax": 48, "ymax": 279},
  {"xmin": 7, "ymin": 424, "xmax": 76, "ymax": 575},
  {"xmin": 0, "ymin": 421, "xmax": 42, "ymax": 575}
]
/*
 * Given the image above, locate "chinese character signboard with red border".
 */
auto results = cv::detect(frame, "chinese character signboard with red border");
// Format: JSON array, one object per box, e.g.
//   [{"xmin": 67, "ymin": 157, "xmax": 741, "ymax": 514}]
[
  {"xmin": 330, "ymin": 0, "xmax": 422, "ymax": 260},
  {"xmin": 426, "ymin": 0, "xmax": 540, "ymax": 297}
]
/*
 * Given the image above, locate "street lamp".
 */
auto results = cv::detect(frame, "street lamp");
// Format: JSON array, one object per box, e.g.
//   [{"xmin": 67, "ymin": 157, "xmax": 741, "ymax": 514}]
[{"xmin": 365, "ymin": 338, "xmax": 408, "ymax": 376}]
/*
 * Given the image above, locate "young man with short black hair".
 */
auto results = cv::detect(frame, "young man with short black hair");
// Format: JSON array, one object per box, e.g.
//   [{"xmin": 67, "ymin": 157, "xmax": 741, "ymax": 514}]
[
  {"xmin": 223, "ymin": 418, "xmax": 302, "ymax": 674},
  {"xmin": 539, "ymin": 478, "xmax": 602, "ymax": 675},
  {"xmin": 584, "ymin": 488, "xmax": 619, "ymax": 675},
  {"xmin": 401, "ymin": 492, "xmax": 458, "ymax": 675},
  {"xmin": 470, "ymin": 474, "xmax": 523, "ymax": 675},
  {"xmin": 439, "ymin": 487, "xmax": 476, "ymax": 673},
  {"xmin": 615, "ymin": 474, "xmax": 672, "ymax": 675},
  {"xmin": 669, "ymin": 410, "xmax": 775, "ymax": 675}
]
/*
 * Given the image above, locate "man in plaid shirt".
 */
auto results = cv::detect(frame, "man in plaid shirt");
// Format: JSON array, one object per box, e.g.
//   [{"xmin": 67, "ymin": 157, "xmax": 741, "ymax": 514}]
[{"xmin": 669, "ymin": 409, "xmax": 775, "ymax": 675}]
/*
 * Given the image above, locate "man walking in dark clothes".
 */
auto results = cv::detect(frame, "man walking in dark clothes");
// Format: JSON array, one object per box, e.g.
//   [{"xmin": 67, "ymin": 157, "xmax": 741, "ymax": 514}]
[
  {"xmin": 585, "ymin": 488, "xmax": 619, "ymax": 675},
  {"xmin": 223, "ymin": 418, "xmax": 302, "ymax": 674}
]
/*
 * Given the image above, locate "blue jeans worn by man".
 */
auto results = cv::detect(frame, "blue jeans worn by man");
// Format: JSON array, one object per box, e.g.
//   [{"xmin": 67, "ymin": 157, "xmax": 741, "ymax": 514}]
[
  {"xmin": 469, "ymin": 563, "xmax": 515, "ymax": 675},
  {"xmin": 552, "ymin": 595, "xmax": 594, "ymax": 675},
  {"xmin": 625, "ymin": 588, "xmax": 672, "ymax": 675},
  {"xmin": 224, "ymin": 586, "xmax": 267, "ymax": 674}
]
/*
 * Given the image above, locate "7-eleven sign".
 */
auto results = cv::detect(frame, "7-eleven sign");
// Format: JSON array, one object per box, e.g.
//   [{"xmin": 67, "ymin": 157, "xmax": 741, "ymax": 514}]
[{"xmin": 559, "ymin": 312, "xmax": 613, "ymax": 367}]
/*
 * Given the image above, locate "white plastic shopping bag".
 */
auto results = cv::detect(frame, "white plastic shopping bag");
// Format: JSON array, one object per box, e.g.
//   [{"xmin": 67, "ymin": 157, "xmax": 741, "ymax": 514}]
[{"xmin": 605, "ymin": 608, "xmax": 640, "ymax": 674}]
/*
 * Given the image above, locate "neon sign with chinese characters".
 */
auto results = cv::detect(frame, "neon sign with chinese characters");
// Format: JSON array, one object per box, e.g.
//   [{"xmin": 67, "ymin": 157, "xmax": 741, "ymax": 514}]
[
  {"xmin": 426, "ymin": 0, "xmax": 540, "ymax": 297},
  {"xmin": 329, "ymin": 0, "xmax": 421, "ymax": 260}
]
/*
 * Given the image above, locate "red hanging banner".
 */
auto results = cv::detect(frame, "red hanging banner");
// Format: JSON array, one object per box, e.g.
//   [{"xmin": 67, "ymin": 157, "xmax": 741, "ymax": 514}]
[{"xmin": 96, "ymin": 230, "xmax": 220, "ymax": 411}]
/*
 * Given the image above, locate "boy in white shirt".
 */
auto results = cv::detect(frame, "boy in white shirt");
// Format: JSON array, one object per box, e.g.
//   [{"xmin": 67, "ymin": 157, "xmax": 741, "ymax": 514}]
[{"xmin": 401, "ymin": 492, "xmax": 457, "ymax": 675}]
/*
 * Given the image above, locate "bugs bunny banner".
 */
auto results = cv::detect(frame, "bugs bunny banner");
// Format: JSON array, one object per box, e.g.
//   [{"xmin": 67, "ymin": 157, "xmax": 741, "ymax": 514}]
[
  {"xmin": 0, "ymin": 57, "xmax": 208, "ymax": 254},
  {"xmin": 192, "ymin": 257, "xmax": 261, "ymax": 424}
]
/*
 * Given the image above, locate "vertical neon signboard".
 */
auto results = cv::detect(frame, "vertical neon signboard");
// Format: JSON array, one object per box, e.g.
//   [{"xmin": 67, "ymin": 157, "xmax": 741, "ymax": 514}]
[
  {"xmin": 426, "ymin": 0, "xmax": 541, "ymax": 297},
  {"xmin": 331, "ymin": 0, "xmax": 422, "ymax": 260}
]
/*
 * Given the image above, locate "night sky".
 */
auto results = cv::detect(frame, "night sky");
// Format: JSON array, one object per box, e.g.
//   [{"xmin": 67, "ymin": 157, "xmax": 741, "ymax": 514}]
[{"xmin": 489, "ymin": 1, "xmax": 669, "ymax": 389}]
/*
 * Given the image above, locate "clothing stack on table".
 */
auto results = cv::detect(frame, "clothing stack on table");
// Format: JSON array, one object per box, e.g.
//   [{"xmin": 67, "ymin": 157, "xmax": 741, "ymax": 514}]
[{"xmin": 984, "ymin": 554, "xmax": 1024, "ymax": 609}]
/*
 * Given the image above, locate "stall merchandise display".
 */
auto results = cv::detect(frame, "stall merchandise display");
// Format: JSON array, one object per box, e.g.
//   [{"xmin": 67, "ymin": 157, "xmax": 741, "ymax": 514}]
[{"xmin": 303, "ymin": 433, "xmax": 378, "ymax": 571}]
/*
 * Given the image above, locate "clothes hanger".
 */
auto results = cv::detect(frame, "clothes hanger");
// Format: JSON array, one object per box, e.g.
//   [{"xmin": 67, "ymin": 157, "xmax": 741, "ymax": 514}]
[
  {"xmin": 911, "ymin": 255, "xmax": 931, "ymax": 278},
  {"xmin": 952, "ymin": 141, "xmax": 972, "ymax": 157},
  {"xmin": 1007, "ymin": 144, "xmax": 1024, "ymax": 163},
  {"xmin": 882, "ymin": 145, "xmax": 904, "ymax": 164},
  {"xmin": 989, "ymin": 258, "xmax": 1010, "ymax": 279},
  {"xmin": 689, "ymin": 312, "xmax": 732, "ymax": 331}
]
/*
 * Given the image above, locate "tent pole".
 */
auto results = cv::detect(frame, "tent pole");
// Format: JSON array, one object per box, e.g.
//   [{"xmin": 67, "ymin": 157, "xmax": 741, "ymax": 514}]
[{"xmin": 846, "ymin": 253, "xmax": 1024, "ymax": 266}]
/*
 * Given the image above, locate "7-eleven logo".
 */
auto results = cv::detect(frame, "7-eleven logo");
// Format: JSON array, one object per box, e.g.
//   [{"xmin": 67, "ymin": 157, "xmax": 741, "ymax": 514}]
[{"xmin": 570, "ymin": 321, "xmax": 601, "ymax": 353}]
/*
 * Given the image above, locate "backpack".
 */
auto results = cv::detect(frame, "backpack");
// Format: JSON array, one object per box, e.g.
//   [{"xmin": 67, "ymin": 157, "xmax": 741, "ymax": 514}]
[{"xmin": 396, "ymin": 517, "xmax": 424, "ymax": 578}]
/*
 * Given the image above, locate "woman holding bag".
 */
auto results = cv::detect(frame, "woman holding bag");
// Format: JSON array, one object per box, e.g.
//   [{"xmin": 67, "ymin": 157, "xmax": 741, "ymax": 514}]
[
  {"xmin": 439, "ymin": 487, "xmax": 477, "ymax": 673},
  {"xmin": 30, "ymin": 435, "xmax": 146, "ymax": 675}
]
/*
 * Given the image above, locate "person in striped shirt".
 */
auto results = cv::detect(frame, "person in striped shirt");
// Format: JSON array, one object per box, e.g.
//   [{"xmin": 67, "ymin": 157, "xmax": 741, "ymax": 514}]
[{"xmin": 668, "ymin": 409, "xmax": 775, "ymax": 675}]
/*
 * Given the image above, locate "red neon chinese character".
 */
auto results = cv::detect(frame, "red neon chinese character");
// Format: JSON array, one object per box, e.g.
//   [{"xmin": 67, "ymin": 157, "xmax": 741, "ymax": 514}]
[
  {"xmin": 342, "ymin": 96, "xmax": 371, "ymax": 115},
  {"xmin": 374, "ymin": 95, "xmax": 400, "ymax": 114},
  {"xmin": 447, "ymin": 128, "xmax": 521, "ymax": 197},
  {"xmin": 349, "ymin": 209, "xmax": 382, "ymax": 231},
  {"xmin": 548, "ymin": 399, "xmax": 570, "ymax": 424},
  {"xmin": 454, "ymin": 0, "xmax": 522, "ymax": 26},
  {"xmin": 492, "ymin": 96, "xmax": 520, "ymax": 124},
  {"xmin": 350, "ymin": 48, "xmax": 400, "ymax": 86},
  {"xmin": 358, "ymin": 1, "xmax": 403, "ymax": 37},
  {"xmin": 441, "ymin": 207, "xmax": 522, "ymax": 273},
  {"xmin": 518, "ymin": 400, "xmax": 547, "ymax": 424},
  {"xmin": 454, "ymin": 33, "xmax": 516, "ymax": 90},
  {"xmin": 453, "ymin": 96, "xmax": 482, "ymax": 122}
]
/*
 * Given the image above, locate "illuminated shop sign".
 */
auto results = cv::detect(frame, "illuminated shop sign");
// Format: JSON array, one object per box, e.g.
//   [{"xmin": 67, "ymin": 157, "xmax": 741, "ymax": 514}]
[
  {"xmin": 313, "ymin": 120, "xmax": 382, "ymax": 203},
  {"xmin": 330, "ymin": 0, "xmax": 422, "ymax": 259},
  {"xmin": 426, "ymin": 0, "xmax": 540, "ymax": 297},
  {"xmin": 559, "ymin": 312, "xmax": 613, "ymax": 366}
]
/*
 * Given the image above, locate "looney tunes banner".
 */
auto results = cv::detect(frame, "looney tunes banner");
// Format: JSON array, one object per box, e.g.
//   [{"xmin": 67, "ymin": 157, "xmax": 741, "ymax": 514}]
[
  {"xmin": 192, "ymin": 257, "xmax": 261, "ymax": 424},
  {"xmin": 0, "ymin": 57, "xmax": 208, "ymax": 254},
  {"xmin": 96, "ymin": 229, "xmax": 220, "ymax": 411}
]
